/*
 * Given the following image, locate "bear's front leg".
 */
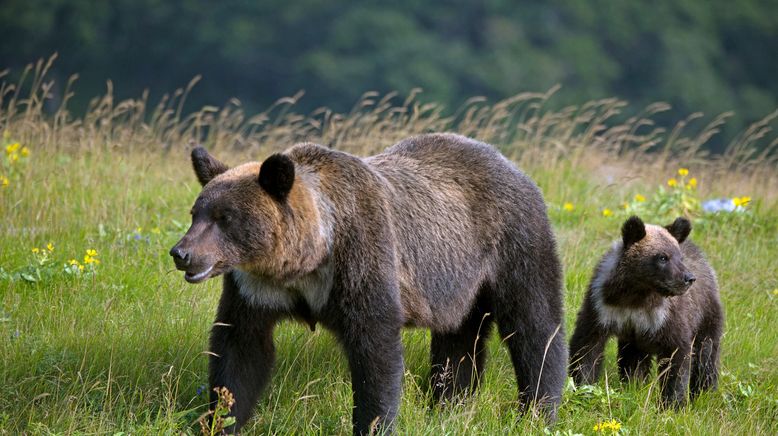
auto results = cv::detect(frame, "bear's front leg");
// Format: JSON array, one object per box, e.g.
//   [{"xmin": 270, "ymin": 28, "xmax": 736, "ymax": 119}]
[
  {"xmin": 208, "ymin": 272, "xmax": 280, "ymax": 433},
  {"xmin": 657, "ymin": 343, "xmax": 692, "ymax": 409},
  {"xmin": 341, "ymin": 321, "xmax": 404, "ymax": 435},
  {"xmin": 617, "ymin": 339, "xmax": 653, "ymax": 383}
]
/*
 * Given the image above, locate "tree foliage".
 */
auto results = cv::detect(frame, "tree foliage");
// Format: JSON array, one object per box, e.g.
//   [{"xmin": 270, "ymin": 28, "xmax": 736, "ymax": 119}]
[{"xmin": 1, "ymin": 0, "xmax": 776, "ymax": 151}]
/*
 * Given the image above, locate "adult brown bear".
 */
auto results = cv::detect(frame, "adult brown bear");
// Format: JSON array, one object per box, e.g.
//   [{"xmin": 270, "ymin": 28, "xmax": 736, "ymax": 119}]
[{"xmin": 170, "ymin": 133, "xmax": 566, "ymax": 434}]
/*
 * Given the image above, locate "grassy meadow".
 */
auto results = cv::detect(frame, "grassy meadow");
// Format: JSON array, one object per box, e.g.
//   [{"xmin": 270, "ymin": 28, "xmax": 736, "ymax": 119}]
[{"xmin": 1, "ymin": 61, "xmax": 777, "ymax": 434}]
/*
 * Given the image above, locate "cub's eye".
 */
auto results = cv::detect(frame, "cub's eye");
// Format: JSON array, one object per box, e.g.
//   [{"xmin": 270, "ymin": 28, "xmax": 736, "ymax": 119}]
[{"xmin": 658, "ymin": 254, "xmax": 669, "ymax": 263}]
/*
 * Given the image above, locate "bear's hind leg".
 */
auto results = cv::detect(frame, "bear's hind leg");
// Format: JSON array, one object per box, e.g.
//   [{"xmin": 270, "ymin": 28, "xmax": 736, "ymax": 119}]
[
  {"xmin": 430, "ymin": 292, "xmax": 493, "ymax": 404},
  {"xmin": 492, "ymin": 267, "xmax": 567, "ymax": 422},
  {"xmin": 569, "ymin": 298, "xmax": 609, "ymax": 386}
]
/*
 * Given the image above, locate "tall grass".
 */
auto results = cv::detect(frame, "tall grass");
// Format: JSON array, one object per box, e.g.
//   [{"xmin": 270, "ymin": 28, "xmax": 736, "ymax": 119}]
[{"xmin": 1, "ymin": 57, "xmax": 777, "ymax": 434}]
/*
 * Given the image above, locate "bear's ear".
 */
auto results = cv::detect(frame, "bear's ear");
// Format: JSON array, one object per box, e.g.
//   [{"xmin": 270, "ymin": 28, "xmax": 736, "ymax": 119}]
[
  {"xmin": 191, "ymin": 146, "xmax": 229, "ymax": 186},
  {"xmin": 665, "ymin": 217, "xmax": 692, "ymax": 244},
  {"xmin": 621, "ymin": 215, "xmax": 646, "ymax": 248},
  {"xmin": 258, "ymin": 154, "xmax": 295, "ymax": 201}
]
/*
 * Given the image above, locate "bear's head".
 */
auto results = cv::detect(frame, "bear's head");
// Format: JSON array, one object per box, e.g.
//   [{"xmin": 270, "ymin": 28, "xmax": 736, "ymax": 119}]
[
  {"xmin": 170, "ymin": 147, "xmax": 326, "ymax": 283},
  {"xmin": 617, "ymin": 215, "xmax": 696, "ymax": 297}
]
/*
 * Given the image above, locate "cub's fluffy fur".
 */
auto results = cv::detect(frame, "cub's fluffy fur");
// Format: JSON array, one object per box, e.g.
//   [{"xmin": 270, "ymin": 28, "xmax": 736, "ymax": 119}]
[
  {"xmin": 569, "ymin": 216, "xmax": 723, "ymax": 407},
  {"xmin": 171, "ymin": 133, "xmax": 567, "ymax": 434}
]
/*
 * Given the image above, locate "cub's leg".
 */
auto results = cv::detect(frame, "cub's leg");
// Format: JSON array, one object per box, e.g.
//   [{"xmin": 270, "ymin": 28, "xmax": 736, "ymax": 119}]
[
  {"xmin": 690, "ymin": 307, "xmax": 723, "ymax": 398},
  {"xmin": 657, "ymin": 342, "xmax": 693, "ymax": 408},
  {"xmin": 617, "ymin": 339, "xmax": 653, "ymax": 383},
  {"xmin": 430, "ymin": 291, "xmax": 493, "ymax": 403},
  {"xmin": 690, "ymin": 335, "xmax": 720, "ymax": 398},
  {"xmin": 209, "ymin": 272, "xmax": 279, "ymax": 432},
  {"xmin": 569, "ymin": 297, "xmax": 609, "ymax": 386}
]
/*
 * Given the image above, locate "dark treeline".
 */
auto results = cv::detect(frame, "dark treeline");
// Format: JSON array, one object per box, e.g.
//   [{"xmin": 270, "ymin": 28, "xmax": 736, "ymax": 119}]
[{"xmin": 1, "ymin": 0, "xmax": 776, "ymax": 151}]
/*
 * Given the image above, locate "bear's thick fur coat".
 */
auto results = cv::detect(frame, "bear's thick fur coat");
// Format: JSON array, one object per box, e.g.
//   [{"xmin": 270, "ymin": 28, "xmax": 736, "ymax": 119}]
[
  {"xmin": 171, "ymin": 133, "xmax": 567, "ymax": 434},
  {"xmin": 569, "ymin": 216, "xmax": 723, "ymax": 408}
]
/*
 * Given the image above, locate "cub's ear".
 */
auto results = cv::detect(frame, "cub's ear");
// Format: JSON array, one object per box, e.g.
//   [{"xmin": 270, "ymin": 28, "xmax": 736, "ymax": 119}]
[
  {"xmin": 191, "ymin": 146, "xmax": 229, "ymax": 186},
  {"xmin": 665, "ymin": 217, "xmax": 692, "ymax": 244},
  {"xmin": 621, "ymin": 215, "xmax": 646, "ymax": 248},
  {"xmin": 258, "ymin": 154, "xmax": 295, "ymax": 201}
]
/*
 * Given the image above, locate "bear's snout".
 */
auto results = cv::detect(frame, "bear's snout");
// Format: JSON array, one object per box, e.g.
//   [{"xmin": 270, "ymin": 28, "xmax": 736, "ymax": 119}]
[
  {"xmin": 170, "ymin": 245, "xmax": 191, "ymax": 269},
  {"xmin": 683, "ymin": 272, "xmax": 696, "ymax": 286},
  {"xmin": 170, "ymin": 239, "xmax": 220, "ymax": 283}
]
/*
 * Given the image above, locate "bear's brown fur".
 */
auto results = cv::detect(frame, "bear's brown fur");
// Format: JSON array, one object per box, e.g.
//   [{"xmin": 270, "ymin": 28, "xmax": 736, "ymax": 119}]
[
  {"xmin": 171, "ymin": 133, "xmax": 567, "ymax": 434},
  {"xmin": 569, "ymin": 216, "xmax": 723, "ymax": 408}
]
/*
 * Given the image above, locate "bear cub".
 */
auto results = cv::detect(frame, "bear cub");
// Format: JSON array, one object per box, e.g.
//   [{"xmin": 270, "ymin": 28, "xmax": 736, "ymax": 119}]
[{"xmin": 569, "ymin": 215, "xmax": 723, "ymax": 407}]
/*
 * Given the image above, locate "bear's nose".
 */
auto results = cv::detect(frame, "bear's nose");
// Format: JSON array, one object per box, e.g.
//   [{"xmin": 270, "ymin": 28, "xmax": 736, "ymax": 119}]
[
  {"xmin": 683, "ymin": 272, "xmax": 696, "ymax": 285},
  {"xmin": 170, "ymin": 246, "xmax": 191, "ymax": 266}
]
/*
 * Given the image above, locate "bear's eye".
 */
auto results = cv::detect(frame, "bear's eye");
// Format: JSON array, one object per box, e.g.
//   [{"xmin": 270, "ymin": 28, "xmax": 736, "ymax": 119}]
[
  {"xmin": 214, "ymin": 210, "xmax": 233, "ymax": 224},
  {"xmin": 658, "ymin": 254, "xmax": 669, "ymax": 263}
]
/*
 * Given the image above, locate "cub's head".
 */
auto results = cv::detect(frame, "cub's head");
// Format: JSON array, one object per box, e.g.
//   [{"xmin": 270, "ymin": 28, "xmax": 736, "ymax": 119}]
[
  {"xmin": 170, "ymin": 146, "xmax": 311, "ymax": 283},
  {"xmin": 618, "ymin": 215, "xmax": 696, "ymax": 296}
]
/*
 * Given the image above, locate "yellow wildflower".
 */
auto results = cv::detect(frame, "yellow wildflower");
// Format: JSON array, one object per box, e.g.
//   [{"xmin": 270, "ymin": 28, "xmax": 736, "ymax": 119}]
[
  {"xmin": 84, "ymin": 255, "xmax": 100, "ymax": 265},
  {"xmin": 563, "ymin": 202, "xmax": 574, "ymax": 212},
  {"xmin": 21, "ymin": 146, "xmax": 29, "ymax": 157},
  {"xmin": 733, "ymin": 196, "xmax": 751, "ymax": 207},
  {"xmin": 634, "ymin": 194, "xmax": 646, "ymax": 202},
  {"xmin": 31, "ymin": 247, "xmax": 40, "ymax": 254},
  {"xmin": 678, "ymin": 168, "xmax": 689, "ymax": 176},
  {"xmin": 602, "ymin": 208, "xmax": 613, "ymax": 217},
  {"xmin": 621, "ymin": 202, "xmax": 629, "ymax": 210},
  {"xmin": 5, "ymin": 142, "xmax": 20, "ymax": 154},
  {"xmin": 667, "ymin": 178, "xmax": 677, "ymax": 187},
  {"xmin": 68, "ymin": 259, "xmax": 79, "ymax": 265},
  {"xmin": 1, "ymin": 175, "xmax": 8, "ymax": 188},
  {"xmin": 688, "ymin": 177, "xmax": 697, "ymax": 188},
  {"xmin": 84, "ymin": 249, "xmax": 100, "ymax": 265},
  {"xmin": 593, "ymin": 418, "xmax": 622, "ymax": 432},
  {"xmin": 46, "ymin": 242, "xmax": 54, "ymax": 252},
  {"xmin": 9, "ymin": 153, "xmax": 19, "ymax": 163},
  {"xmin": 151, "ymin": 227, "xmax": 161, "ymax": 234},
  {"xmin": 773, "ymin": 289, "xmax": 778, "ymax": 296},
  {"xmin": 135, "ymin": 227, "xmax": 143, "ymax": 234},
  {"xmin": 78, "ymin": 264, "xmax": 84, "ymax": 272}
]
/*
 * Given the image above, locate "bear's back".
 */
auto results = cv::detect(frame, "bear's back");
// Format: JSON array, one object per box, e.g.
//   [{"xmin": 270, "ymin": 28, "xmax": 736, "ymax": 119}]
[
  {"xmin": 368, "ymin": 132, "xmax": 544, "ymax": 209},
  {"xmin": 286, "ymin": 135, "xmax": 557, "ymax": 330},
  {"xmin": 367, "ymin": 133, "xmax": 555, "ymax": 328}
]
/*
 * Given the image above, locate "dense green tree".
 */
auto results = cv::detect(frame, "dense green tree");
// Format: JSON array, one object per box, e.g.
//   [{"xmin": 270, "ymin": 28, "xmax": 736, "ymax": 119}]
[{"xmin": 1, "ymin": 0, "xmax": 775, "ymax": 150}]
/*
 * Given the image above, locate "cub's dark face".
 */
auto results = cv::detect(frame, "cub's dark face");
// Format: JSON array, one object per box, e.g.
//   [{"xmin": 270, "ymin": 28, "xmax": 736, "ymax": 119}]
[
  {"xmin": 170, "ymin": 147, "xmax": 295, "ymax": 283},
  {"xmin": 620, "ymin": 216, "xmax": 696, "ymax": 297}
]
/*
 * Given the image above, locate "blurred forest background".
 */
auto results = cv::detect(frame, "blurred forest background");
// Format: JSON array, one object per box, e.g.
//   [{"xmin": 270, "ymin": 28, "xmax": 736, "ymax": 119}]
[{"xmin": 1, "ymin": 0, "xmax": 776, "ymax": 152}]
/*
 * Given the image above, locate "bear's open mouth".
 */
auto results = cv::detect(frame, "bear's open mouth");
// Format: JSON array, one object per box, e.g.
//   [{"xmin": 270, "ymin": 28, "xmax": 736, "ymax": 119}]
[{"xmin": 184, "ymin": 265, "xmax": 214, "ymax": 284}]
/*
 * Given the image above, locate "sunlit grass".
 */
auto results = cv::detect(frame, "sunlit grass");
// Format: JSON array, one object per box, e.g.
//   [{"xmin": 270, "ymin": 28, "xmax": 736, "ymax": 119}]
[{"xmin": 1, "ymin": 58, "xmax": 777, "ymax": 434}]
